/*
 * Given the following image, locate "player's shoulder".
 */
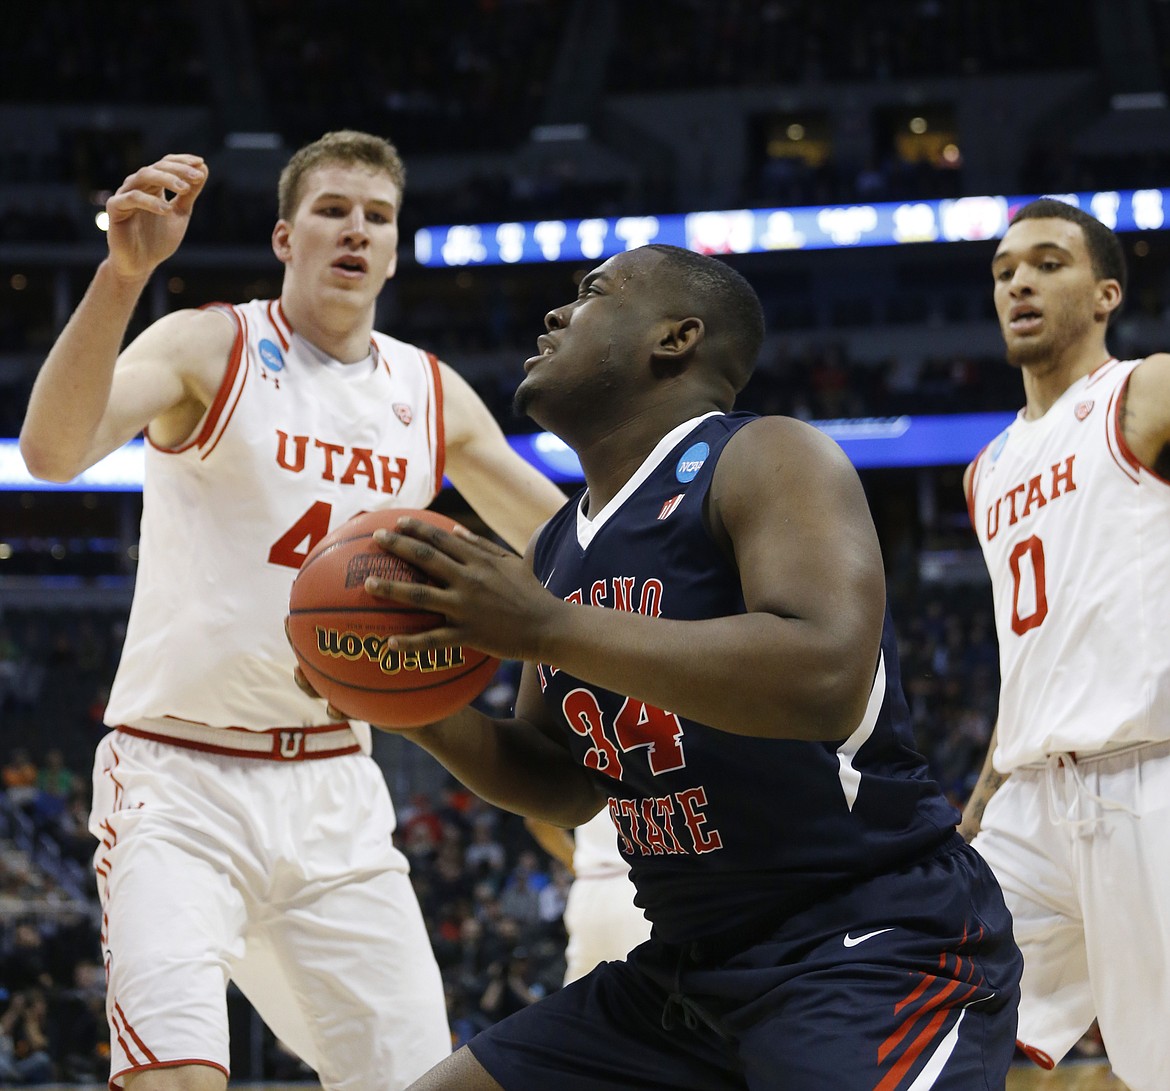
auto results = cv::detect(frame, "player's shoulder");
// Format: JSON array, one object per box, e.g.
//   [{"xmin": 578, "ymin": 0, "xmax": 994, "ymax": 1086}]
[
  {"xmin": 1122, "ymin": 351, "xmax": 1170, "ymax": 436},
  {"xmin": 1132, "ymin": 351, "xmax": 1170, "ymax": 378},
  {"xmin": 718, "ymin": 414, "xmax": 856, "ymax": 480},
  {"xmin": 372, "ymin": 326, "xmax": 435, "ymax": 361},
  {"xmin": 149, "ymin": 305, "xmax": 236, "ymax": 341},
  {"xmin": 124, "ymin": 306, "xmax": 236, "ymax": 371},
  {"xmin": 1125, "ymin": 352, "xmax": 1170, "ymax": 403}
]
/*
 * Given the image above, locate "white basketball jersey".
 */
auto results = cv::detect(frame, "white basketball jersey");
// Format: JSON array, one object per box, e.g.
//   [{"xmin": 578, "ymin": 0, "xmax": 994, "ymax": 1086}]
[
  {"xmin": 572, "ymin": 809, "xmax": 631, "ymax": 880},
  {"xmin": 106, "ymin": 299, "xmax": 446, "ymax": 745},
  {"xmin": 969, "ymin": 358, "xmax": 1170, "ymax": 770}
]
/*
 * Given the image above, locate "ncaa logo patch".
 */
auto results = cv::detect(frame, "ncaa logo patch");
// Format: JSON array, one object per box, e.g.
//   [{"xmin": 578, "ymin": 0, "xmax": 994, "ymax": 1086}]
[
  {"xmin": 676, "ymin": 442, "xmax": 709, "ymax": 483},
  {"xmin": 258, "ymin": 339, "xmax": 285, "ymax": 372}
]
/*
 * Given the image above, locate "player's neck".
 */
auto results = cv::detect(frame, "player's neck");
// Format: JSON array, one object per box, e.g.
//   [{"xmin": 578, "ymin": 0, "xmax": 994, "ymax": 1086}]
[
  {"xmin": 577, "ymin": 404, "xmax": 713, "ymax": 516},
  {"xmin": 1020, "ymin": 341, "xmax": 1112, "ymax": 420},
  {"xmin": 280, "ymin": 292, "xmax": 376, "ymax": 364}
]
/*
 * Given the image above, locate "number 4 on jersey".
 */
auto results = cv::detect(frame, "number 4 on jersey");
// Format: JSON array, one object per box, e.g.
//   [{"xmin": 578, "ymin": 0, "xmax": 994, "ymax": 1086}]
[{"xmin": 267, "ymin": 501, "xmax": 333, "ymax": 569}]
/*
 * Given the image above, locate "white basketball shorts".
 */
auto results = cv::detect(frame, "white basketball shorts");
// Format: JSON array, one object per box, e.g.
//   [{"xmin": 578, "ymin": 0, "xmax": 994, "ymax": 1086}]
[
  {"xmin": 90, "ymin": 730, "xmax": 450, "ymax": 1090},
  {"xmin": 973, "ymin": 737, "xmax": 1170, "ymax": 1091}
]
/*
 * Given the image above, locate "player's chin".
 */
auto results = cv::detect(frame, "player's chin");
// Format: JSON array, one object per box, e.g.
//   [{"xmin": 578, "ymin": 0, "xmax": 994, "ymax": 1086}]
[{"xmin": 512, "ymin": 380, "xmax": 536, "ymax": 418}]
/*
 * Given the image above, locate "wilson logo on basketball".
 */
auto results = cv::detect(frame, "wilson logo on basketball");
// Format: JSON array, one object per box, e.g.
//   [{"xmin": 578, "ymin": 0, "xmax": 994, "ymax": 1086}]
[
  {"xmin": 1075, "ymin": 400, "xmax": 1094, "ymax": 421},
  {"xmin": 393, "ymin": 403, "xmax": 413, "ymax": 425},
  {"xmin": 314, "ymin": 627, "xmax": 467, "ymax": 676}
]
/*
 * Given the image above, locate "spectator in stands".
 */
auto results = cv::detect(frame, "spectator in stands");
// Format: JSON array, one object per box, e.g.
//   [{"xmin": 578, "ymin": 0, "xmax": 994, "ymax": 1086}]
[
  {"xmin": 0, "ymin": 988, "xmax": 54, "ymax": 1085},
  {"xmin": 1, "ymin": 920, "xmax": 52, "ymax": 995},
  {"xmin": 2, "ymin": 750, "xmax": 38, "ymax": 810}
]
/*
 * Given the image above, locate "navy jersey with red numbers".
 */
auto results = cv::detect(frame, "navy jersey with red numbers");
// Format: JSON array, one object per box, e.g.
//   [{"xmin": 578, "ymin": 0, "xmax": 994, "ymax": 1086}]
[{"xmin": 532, "ymin": 412, "xmax": 959, "ymax": 945}]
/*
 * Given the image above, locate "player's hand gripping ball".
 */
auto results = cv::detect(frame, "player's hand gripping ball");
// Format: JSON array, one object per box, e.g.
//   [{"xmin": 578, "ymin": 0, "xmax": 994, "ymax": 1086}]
[{"xmin": 287, "ymin": 509, "xmax": 499, "ymax": 727}]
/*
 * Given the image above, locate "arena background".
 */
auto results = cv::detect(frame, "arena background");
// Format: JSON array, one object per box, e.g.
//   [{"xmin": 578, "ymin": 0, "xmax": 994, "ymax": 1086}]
[{"xmin": 2, "ymin": 1, "xmax": 1167, "ymax": 1086}]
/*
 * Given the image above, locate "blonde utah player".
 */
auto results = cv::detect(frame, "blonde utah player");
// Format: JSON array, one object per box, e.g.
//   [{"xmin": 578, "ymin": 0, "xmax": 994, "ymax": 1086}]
[
  {"xmin": 962, "ymin": 198, "xmax": 1170, "ymax": 1090},
  {"xmin": 19, "ymin": 132, "xmax": 566, "ymax": 1091}
]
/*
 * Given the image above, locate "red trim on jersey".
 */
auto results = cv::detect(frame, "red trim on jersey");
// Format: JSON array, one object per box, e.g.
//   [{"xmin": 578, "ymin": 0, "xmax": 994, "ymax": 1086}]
[
  {"xmin": 1016, "ymin": 1040, "xmax": 1055, "ymax": 1069},
  {"xmin": 274, "ymin": 298, "xmax": 293, "ymax": 347},
  {"xmin": 426, "ymin": 351, "xmax": 446, "ymax": 496},
  {"xmin": 142, "ymin": 303, "xmax": 241, "ymax": 455},
  {"xmin": 269, "ymin": 298, "xmax": 291, "ymax": 350},
  {"xmin": 1085, "ymin": 355, "xmax": 1120, "ymax": 388},
  {"xmin": 1105, "ymin": 381, "xmax": 1142, "ymax": 483},
  {"xmin": 965, "ymin": 442, "xmax": 991, "ymax": 530},
  {"xmin": 1112, "ymin": 367, "xmax": 1170, "ymax": 487},
  {"xmin": 141, "ymin": 301, "xmax": 245, "ymax": 456},
  {"xmin": 197, "ymin": 307, "xmax": 250, "ymax": 461}
]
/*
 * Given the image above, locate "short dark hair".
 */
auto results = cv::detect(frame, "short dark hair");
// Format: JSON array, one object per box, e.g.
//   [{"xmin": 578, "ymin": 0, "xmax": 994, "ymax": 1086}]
[
  {"xmin": 1010, "ymin": 198, "xmax": 1127, "ymax": 314},
  {"xmin": 645, "ymin": 244, "xmax": 765, "ymax": 392}
]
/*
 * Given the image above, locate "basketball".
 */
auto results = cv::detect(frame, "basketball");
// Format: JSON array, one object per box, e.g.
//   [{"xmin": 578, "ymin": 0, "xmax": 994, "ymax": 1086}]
[{"xmin": 287, "ymin": 509, "xmax": 500, "ymax": 727}]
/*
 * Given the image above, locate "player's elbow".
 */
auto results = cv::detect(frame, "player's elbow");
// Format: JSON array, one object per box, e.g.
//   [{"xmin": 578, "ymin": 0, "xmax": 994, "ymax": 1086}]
[{"xmin": 18, "ymin": 435, "xmax": 80, "ymax": 483}]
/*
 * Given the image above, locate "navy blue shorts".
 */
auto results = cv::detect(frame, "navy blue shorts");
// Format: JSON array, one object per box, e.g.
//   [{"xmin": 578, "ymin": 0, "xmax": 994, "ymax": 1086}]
[{"xmin": 469, "ymin": 837, "xmax": 1021, "ymax": 1090}]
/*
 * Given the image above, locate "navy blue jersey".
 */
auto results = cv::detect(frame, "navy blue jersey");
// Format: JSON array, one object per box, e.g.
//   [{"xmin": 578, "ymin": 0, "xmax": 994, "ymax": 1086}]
[{"xmin": 532, "ymin": 412, "xmax": 959, "ymax": 944}]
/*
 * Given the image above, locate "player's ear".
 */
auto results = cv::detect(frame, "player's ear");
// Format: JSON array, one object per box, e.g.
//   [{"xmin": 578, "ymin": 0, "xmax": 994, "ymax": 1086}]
[
  {"xmin": 272, "ymin": 220, "xmax": 293, "ymax": 265},
  {"xmin": 1095, "ymin": 278, "xmax": 1122, "ymax": 323},
  {"xmin": 653, "ymin": 317, "xmax": 704, "ymax": 362}
]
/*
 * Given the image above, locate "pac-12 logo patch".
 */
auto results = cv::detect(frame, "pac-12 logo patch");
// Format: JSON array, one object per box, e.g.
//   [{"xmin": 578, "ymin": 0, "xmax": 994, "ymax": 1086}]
[
  {"xmin": 1075, "ymin": 400, "xmax": 1094, "ymax": 421},
  {"xmin": 676, "ymin": 442, "xmax": 709, "ymax": 482},
  {"xmin": 393, "ymin": 403, "xmax": 413, "ymax": 425},
  {"xmin": 258, "ymin": 339, "xmax": 285, "ymax": 372}
]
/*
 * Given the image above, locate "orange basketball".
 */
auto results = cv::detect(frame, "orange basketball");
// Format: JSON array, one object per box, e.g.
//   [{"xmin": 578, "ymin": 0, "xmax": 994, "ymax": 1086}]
[{"xmin": 287, "ymin": 509, "xmax": 499, "ymax": 728}]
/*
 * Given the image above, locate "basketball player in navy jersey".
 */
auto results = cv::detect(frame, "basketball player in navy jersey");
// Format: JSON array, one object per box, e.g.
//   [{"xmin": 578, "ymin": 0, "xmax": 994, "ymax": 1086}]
[{"xmin": 317, "ymin": 244, "xmax": 1023, "ymax": 1089}]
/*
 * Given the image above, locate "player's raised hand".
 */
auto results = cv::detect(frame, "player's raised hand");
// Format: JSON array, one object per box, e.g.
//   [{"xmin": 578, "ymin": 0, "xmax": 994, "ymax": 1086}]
[{"xmin": 104, "ymin": 154, "xmax": 208, "ymax": 282}]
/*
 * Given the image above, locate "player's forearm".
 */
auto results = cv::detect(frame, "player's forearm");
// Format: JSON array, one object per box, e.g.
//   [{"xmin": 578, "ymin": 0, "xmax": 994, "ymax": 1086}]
[
  {"xmin": 20, "ymin": 261, "xmax": 148, "ymax": 481},
  {"xmin": 395, "ymin": 706, "xmax": 603, "ymax": 826},
  {"xmin": 958, "ymin": 726, "xmax": 1006, "ymax": 840},
  {"xmin": 537, "ymin": 603, "xmax": 875, "ymax": 742}
]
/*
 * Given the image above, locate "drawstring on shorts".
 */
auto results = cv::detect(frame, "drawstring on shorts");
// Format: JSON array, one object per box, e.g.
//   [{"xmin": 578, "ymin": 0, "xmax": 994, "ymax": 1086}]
[
  {"xmin": 659, "ymin": 943, "xmax": 733, "ymax": 1042},
  {"xmin": 1044, "ymin": 750, "xmax": 1141, "ymax": 832}
]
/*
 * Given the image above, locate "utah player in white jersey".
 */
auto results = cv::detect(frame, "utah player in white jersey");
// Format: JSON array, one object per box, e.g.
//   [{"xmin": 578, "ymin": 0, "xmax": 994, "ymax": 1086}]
[
  {"xmin": 19, "ymin": 132, "xmax": 566, "ymax": 1091},
  {"xmin": 524, "ymin": 812, "xmax": 651, "ymax": 983},
  {"xmin": 961, "ymin": 198, "xmax": 1170, "ymax": 1090}
]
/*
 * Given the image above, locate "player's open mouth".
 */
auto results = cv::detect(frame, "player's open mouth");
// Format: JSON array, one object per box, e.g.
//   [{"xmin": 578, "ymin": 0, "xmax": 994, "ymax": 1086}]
[
  {"xmin": 332, "ymin": 257, "xmax": 368, "ymax": 277},
  {"xmin": 1008, "ymin": 307, "xmax": 1042, "ymax": 333},
  {"xmin": 524, "ymin": 336, "xmax": 557, "ymax": 370}
]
